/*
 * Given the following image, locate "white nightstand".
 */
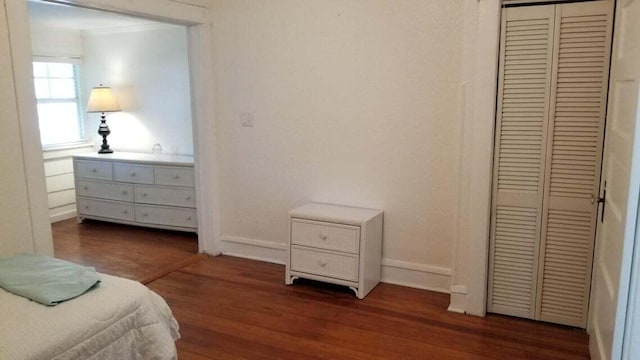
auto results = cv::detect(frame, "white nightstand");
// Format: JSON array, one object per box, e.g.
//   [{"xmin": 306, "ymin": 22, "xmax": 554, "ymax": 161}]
[{"xmin": 285, "ymin": 203, "xmax": 383, "ymax": 299}]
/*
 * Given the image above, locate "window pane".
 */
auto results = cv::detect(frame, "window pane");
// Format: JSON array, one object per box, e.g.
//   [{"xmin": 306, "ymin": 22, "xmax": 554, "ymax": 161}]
[
  {"xmin": 33, "ymin": 62, "xmax": 48, "ymax": 77},
  {"xmin": 32, "ymin": 60, "xmax": 84, "ymax": 147},
  {"xmin": 37, "ymin": 102, "xmax": 82, "ymax": 146},
  {"xmin": 34, "ymin": 79, "xmax": 50, "ymax": 99},
  {"xmin": 47, "ymin": 63, "xmax": 74, "ymax": 78},
  {"xmin": 49, "ymin": 79, "xmax": 76, "ymax": 98}
]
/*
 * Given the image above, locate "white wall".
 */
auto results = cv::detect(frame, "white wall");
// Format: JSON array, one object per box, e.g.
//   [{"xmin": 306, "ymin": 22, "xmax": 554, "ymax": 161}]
[
  {"xmin": 1, "ymin": 0, "xmax": 53, "ymax": 257},
  {"xmin": 30, "ymin": 23, "xmax": 82, "ymax": 58},
  {"xmin": 83, "ymin": 25, "xmax": 194, "ymax": 155},
  {"xmin": 0, "ymin": 3, "xmax": 35, "ymax": 256},
  {"xmin": 212, "ymin": 0, "xmax": 463, "ymax": 290}
]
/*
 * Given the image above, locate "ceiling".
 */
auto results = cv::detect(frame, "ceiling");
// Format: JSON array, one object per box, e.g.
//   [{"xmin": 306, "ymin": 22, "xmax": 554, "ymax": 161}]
[{"xmin": 27, "ymin": 1, "xmax": 165, "ymax": 31}]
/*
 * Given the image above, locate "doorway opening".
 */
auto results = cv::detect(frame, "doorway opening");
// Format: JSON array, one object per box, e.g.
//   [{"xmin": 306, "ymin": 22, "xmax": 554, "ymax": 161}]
[{"xmin": 8, "ymin": 0, "xmax": 219, "ymax": 256}]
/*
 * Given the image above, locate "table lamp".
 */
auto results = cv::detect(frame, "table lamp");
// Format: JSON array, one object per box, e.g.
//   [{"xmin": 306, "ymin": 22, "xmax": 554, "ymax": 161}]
[{"xmin": 87, "ymin": 84, "xmax": 121, "ymax": 154}]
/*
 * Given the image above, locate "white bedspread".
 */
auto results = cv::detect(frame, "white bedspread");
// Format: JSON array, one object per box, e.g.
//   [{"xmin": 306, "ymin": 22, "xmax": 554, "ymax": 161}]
[{"xmin": 0, "ymin": 274, "xmax": 179, "ymax": 360}]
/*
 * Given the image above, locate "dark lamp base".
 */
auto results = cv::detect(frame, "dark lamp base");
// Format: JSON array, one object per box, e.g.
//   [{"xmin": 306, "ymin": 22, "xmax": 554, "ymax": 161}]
[{"xmin": 97, "ymin": 112, "xmax": 113, "ymax": 154}]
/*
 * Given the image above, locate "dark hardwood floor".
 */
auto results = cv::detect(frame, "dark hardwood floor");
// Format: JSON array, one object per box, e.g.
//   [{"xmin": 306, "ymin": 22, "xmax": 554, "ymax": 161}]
[
  {"xmin": 53, "ymin": 218, "xmax": 199, "ymax": 284},
  {"xmin": 52, "ymin": 219, "xmax": 590, "ymax": 359}
]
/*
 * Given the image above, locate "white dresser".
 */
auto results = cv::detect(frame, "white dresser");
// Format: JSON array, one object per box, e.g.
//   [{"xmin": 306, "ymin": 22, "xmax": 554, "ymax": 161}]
[
  {"xmin": 73, "ymin": 152, "xmax": 197, "ymax": 233},
  {"xmin": 285, "ymin": 203, "xmax": 383, "ymax": 299}
]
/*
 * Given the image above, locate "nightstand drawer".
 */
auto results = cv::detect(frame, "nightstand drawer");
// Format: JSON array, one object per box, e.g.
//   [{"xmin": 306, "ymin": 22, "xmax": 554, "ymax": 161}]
[
  {"xmin": 291, "ymin": 246, "xmax": 358, "ymax": 282},
  {"xmin": 291, "ymin": 219, "xmax": 359, "ymax": 254},
  {"xmin": 77, "ymin": 180, "xmax": 133, "ymax": 202},
  {"xmin": 134, "ymin": 185, "xmax": 195, "ymax": 207},
  {"xmin": 77, "ymin": 197, "xmax": 134, "ymax": 221},
  {"xmin": 154, "ymin": 166, "xmax": 195, "ymax": 187},
  {"xmin": 75, "ymin": 160, "xmax": 112, "ymax": 181},
  {"xmin": 113, "ymin": 163, "xmax": 154, "ymax": 184},
  {"xmin": 135, "ymin": 205, "xmax": 197, "ymax": 228}
]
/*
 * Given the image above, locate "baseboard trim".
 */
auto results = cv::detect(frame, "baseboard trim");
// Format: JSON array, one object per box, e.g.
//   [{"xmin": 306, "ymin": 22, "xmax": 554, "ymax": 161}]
[
  {"xmin": 220, "ymin": 236, "xmax": 452, "ymax": 293},
  {"xmin": 220, "ymin": 236, "xmax": 287, "ymax": 265},
  {"xmin": 381, "ymin": 259, "xmax": 451, "ymax": 294},
  {"xmin": 448, "ymin": 285, "xmax": 468, "ymax": 313},
  {"xmin": 50, "ymin": 208, "xmax": 76, "ymax": 223},
  {"xmin": 382, "ymin": 258, "xmax": 451, "ymax": 276}
]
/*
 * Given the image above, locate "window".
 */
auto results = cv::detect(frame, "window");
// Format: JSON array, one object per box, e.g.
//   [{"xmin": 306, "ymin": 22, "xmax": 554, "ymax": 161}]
[{"xmin": 32, "ymin": 60, "xmax": 84, "ymax": 147}]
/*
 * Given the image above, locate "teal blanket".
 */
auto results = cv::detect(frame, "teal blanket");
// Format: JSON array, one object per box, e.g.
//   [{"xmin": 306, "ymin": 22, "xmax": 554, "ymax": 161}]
[{"xmin": 0, "ymin": 254, "xmax": 100, "ymax": 306}]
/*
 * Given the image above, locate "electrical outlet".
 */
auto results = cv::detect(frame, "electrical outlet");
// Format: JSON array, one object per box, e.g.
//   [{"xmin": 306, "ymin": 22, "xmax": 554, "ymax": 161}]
[{"xmin": 240, "ymin": 112, "xmax": 254, "ymax": 127}]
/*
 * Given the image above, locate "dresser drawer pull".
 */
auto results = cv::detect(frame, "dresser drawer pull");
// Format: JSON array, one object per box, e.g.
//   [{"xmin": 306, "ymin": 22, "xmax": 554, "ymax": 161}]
[
  {"xmin": 122, "ymin": 209, "xmax": 128, "ymax": 214},
  {"xmin": 91, "ymin": 168, "xmax": 97, "ymax": 173},
  {"xmin": 142, "ymin": 193, "xmax": 148, "ymax": 197},
  {"xmin": 83, "ymin": 185, "xmax": 89, "ymax": 191},
  {"xmin": 84, "ymin": 205, "xmax": 89, "ymax": 209},
  {"xmin": 319, "ymin": 259, "xmax": 327, "ymax": 267},
  {"xmin": 186, "ymin": 216, "xmax": 192, "ymax": 221},
  {"xmin": 122, "ymin": 190, "xmax": 128, "ymax": 195},
  {"xmin": 319, "ymin": 233, "xmax": 328, "ymax": 240},
  {"xmin": 142, "ymin": 212, "xmax": 148, "ymax": 217},
  {"xmin": 130, "ymin": 171, "xmax": 136, "ymax": 177},
  {"xmin": 186, "ymin": 196, "xmax": 192, "ymax": 201},
  {"xmin": 173, "ymin": 174, "xmax": 180, "ymax": 179}
]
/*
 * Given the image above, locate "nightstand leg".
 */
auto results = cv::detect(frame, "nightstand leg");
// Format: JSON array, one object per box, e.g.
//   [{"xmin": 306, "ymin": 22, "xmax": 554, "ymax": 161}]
[{"xmin": 285, "ymin": 275, "xmax": 298, "ymax": 285}]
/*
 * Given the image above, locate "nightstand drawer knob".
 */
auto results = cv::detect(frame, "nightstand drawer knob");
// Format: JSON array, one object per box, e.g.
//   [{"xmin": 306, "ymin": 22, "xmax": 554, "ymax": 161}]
[
  {"xmin": 122, "ymin": 190, "xmax": 128, "ymax": 195},
  {"xmin": 91, "ymin": 168, "xmax": 97, "ymax": 173},
  {"xmin": 187, "ymin": 216, "xmax": 192, "ymax": 221},
  {"xmin": 84, "ymin": 185, "xmax": 88, "ymax": 191},
  {"xmin": 173, "ymin": 174, "xmax": 180, "ymax": 179},
  {"xmin": 123, "ymin": 210, "xmax": 128, "ymax": 214},
  {"xmin": 319, "ymin": 260, "xmax": 327, "ymax": 267},
  {"xmin": 319, "ymin": 233, "xmax": 328, "ymax": 240},
  {"xmin": 186, "ymin": 196, "xmax": 192, "ymax": 201},
  {"xmin": 142, "ymin": 193, "xmax": 148, "ymax": 197}
]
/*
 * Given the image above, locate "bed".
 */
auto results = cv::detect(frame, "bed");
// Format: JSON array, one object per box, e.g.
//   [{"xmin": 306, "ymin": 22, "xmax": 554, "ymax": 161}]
[{"xmin": 0, "ymin": 273, "xmax": 180, "ymax": 360}]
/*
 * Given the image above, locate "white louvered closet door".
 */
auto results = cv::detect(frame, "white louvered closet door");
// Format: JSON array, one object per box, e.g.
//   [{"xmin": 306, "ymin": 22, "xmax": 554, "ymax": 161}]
[
  {"xmin": 488, "ymin": 4, "xmax": 556, "ymax": 320},
  {"xmin": 537, "ymin": 0, "xmax": 613, "ymax": 328},
  {"xmin": 488, "ymin": 0, "xmax": 613, "ymax": 328}
]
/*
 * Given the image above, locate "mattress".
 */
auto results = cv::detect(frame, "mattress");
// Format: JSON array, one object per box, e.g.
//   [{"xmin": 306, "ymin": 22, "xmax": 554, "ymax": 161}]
[{"xmin": 0, "ymin": 274, "xmax": 180, "ymax": 360}]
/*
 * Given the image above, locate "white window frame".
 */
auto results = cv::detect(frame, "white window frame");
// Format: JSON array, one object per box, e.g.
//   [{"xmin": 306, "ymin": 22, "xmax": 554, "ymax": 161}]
[{"xmin": 32, "ymin": 56, "xmax": 86, "ymax": 149}]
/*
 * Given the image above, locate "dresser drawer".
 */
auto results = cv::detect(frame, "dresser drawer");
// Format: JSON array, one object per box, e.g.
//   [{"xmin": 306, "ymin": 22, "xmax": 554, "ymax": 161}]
[
  {"xmin": 75, "ymin": 160, "xmax": 112, "ymax": 181},
  {"xmin": 154, "ymin": 166, "xmax": 195, "ymax": 187},
  {"xmin": 135, "ymin": 205, "xmax": 197, "ymax": 228},
  {"xmin": 113, "ymin": 163, "xmax": 154, "ymax": 184},
  {"xmin": 77, "ymin": 197, "xmax": 134, "ymax": 221},
  {"xmin": 291, "ymin": 246, "xmax": 358, "ymax": 282},
  {"xmin": 134, "ymin": 185, "xmax": 195, "ymax": 207},
  {"xmin": 291, "ymin": 219, "xmax": 360, "ymax": 254},
  {"xmin": 76, "ymin": 180, "xmax": 133, "ymax": 202}
]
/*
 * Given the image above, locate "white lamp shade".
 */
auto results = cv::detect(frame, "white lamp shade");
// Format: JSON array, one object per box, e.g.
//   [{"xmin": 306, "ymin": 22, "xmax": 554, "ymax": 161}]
[{"xmin": 86, "ymin": 86, "xmax": 121, "ymax": 113}]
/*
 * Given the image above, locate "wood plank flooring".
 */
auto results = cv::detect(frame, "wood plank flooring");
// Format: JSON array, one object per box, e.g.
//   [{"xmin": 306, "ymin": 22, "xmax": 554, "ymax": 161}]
[
  {"xmin": 53, "ymin": 218, "xmax": 199, "ymax": 283},
  {"xmin": 52, "ymin": 219, "xmax": 590, "ymax": 359}
]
